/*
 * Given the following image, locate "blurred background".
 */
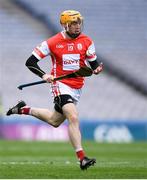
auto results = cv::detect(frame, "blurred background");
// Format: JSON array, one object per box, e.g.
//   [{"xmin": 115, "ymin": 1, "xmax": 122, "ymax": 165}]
[{"xmin": 0, "ymin": 0, "xmax": 147, "ymax": 142}]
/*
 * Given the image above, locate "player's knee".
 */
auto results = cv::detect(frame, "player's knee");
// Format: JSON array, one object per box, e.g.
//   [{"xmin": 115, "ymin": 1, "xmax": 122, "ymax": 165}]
[
  {"xmin": 68, "ymin": 114, "xmax": 79, "ymax": 124},
  {"xmin": 53, "ymin": 120, "xmax": 62, "ymax": 128},
  {"xmin": 47, "ymin": 120, "xmax": 60, "ymax": 128},
  {"xmin": 51, "ymin": 122, "xmax": 60, "ymax": 128},
  {"xmin": 53, "ymin": 124, "xmax": 60, "ymax": 128}
]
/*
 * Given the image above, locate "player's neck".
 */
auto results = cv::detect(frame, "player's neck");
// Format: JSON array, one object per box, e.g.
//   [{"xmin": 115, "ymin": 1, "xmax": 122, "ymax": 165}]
[
  {"xmin": 63, "ymin": 31, "xmax": 80, "ymax": 40},
  {"xmin": 64, "ymin": 31, "xmax": 74, "ymax": 39}
]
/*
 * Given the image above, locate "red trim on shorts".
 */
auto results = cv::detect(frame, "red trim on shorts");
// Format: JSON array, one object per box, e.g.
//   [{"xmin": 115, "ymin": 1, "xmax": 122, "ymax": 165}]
[{"xmin": 51, "ymin": 82, "xmax": 61, "ymax": 97}]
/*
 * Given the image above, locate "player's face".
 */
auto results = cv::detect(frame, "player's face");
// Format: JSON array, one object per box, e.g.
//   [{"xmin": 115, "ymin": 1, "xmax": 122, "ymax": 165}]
[
  {"xmin": 64, "ymin": 18, "xmax": 83, "ymax": 38},
  {"xmin": 68, "ymin": 19, "xmax": 83, "ymax": 35}
]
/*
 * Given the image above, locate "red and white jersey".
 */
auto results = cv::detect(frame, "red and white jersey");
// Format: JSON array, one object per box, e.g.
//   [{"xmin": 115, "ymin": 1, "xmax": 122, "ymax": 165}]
[{"xmin": 32, "ymin": 31, "xmax": 97, "ymax": 89}]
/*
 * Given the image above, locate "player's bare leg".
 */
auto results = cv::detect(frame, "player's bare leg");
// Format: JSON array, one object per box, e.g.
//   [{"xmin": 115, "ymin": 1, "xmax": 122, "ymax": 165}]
[
  {"xmin": 62, "ymin": 103, "xmax": 96, "ymax": 170},
  {"xmin": 30, "ymin": 108, "xmax": 65, "ymax": 127},
  {"xmin": 6, "ymin": 100, "xmax": 65, "ymax": 127},
  {"xmin": 62, "ymin": 103, "xmax": 82, "ymax": 150}
]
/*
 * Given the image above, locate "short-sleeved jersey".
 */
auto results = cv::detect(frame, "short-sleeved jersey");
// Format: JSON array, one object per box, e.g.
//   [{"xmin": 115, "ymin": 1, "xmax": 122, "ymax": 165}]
[{"xmin": 32, "ymin": 31, "xmax": 97, "ymax": 89}]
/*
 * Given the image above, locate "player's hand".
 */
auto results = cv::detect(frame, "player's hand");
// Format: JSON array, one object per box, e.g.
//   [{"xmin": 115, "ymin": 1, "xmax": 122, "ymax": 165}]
[
  {"xmin": 42, "ymin": 74, "xmax": 54, "ymax": 83},
  {"xmin": 93, "ymin": 62, "xmax": 104, "ymax": 75}
]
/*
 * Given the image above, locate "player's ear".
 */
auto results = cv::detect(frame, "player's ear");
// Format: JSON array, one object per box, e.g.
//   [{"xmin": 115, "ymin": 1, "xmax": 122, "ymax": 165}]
[
  {"xmin": 61, "ymin": 24, "xmax": 67, "ymax": 30},
  {"xmin": 64, "ymin": 24, "xmax": 69, "ymax": 31}
]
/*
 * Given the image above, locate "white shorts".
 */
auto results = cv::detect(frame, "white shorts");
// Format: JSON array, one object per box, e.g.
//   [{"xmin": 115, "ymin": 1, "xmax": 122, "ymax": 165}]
[{"xmin": 50, "ymin": 81, "xmax": 82, "ymax": 103}]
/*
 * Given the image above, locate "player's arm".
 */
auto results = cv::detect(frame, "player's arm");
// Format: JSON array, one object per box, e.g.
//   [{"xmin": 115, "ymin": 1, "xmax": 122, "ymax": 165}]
[
  {"xmin": 86, "ymin": 42, "xmax": 103, "ymax": 74},
  {"xmin": 25, "ymin": 41, "xmax": 53, "ymax": 82},
  {"xmin": 89, "ymin": 59, "xmax": 103, "ymax": 74},
  {"xmin": 25, "ymin": 55, "xmax": 45, "ymax": 78}
]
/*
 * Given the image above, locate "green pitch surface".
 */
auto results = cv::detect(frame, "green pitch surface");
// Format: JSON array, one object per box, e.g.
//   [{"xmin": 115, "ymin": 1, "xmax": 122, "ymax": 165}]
[{"xmin": 0, "ymin": 140, "xmax": 147, "ymax": 179}]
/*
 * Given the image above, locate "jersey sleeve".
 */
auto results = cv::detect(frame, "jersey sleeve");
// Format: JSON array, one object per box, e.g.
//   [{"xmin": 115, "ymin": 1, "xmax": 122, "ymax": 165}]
[
  {"xmin": 86, "ymin": 42, "xmax": 97, "ymax": 62},
  {"xmin": 32, "ymin": 41, "xmax": 50, "ymax": 60}
]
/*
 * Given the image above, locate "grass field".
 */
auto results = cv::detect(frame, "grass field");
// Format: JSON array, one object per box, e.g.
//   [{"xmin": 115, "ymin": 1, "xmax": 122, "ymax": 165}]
[{"xmin": 0, "ymin": 140, "xmax": 147, "ymax": 179}]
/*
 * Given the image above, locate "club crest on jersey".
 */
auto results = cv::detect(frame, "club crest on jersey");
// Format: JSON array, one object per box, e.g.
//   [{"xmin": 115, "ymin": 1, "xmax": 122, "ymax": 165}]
[
  {"xmin": 67, "ymin": 43, "xmax": 74, "ymax": 51},
  {"xmin": 77, "ymin": 43, "xmax": 82, "ymax": 50}
]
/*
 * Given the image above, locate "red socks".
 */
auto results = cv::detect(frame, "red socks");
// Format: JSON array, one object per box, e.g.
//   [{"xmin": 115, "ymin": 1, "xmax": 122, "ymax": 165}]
[
  {"xmin": 20, "ymin": 107, "xmax": 31, "ymax": 115},
  {"xmin": 76, "ymin": 150, "xmax": 85, "ymax": 161}
]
